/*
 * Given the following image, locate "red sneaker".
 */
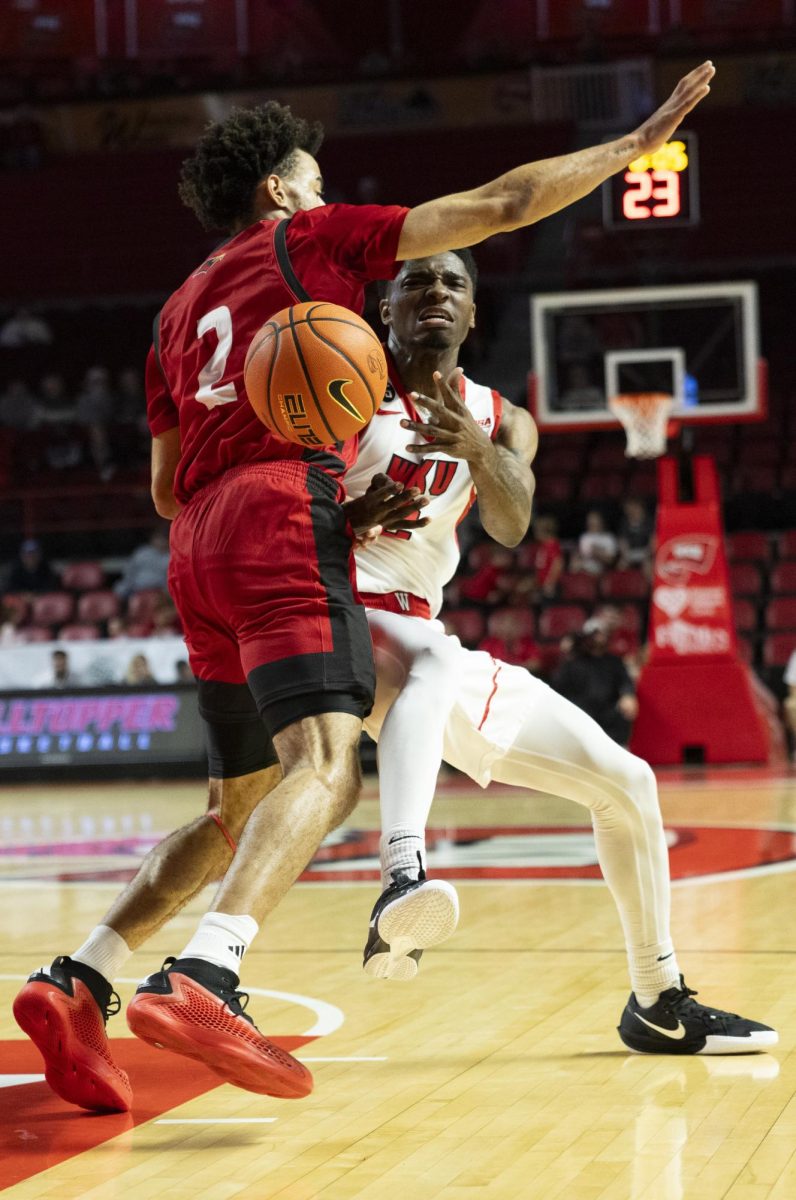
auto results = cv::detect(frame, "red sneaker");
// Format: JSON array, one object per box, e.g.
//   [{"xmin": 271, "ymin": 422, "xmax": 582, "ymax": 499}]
[
  {"xmin": 13, "ymin": 956, "xmax": 133, "ymax": 1112},
  {"xmin": 126, "ymin": 957, "xmax": 313, "ymax": 1099}
]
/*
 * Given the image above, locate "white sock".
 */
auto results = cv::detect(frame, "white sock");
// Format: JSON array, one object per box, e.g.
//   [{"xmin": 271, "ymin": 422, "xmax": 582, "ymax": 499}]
[
  {"xmin": 380, "ymin": 827, "xmax": 426, "ymax": 889},
  {"xmin": 178, "ymin": 912, "xmax": 259, "ymax": 976},
  {"xmin": 72, "ymin": 925, "xmax": 132, "ymax": 983},
  {"xmin": 630, "ymin": 943, "xmax": 682, "ymax": 1008}
]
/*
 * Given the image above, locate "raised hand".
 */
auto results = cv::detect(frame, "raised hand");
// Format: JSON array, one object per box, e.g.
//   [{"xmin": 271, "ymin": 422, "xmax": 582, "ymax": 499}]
[{"xmin": 634, "ymin": 61, "xmax": 715, "ymax": 157}]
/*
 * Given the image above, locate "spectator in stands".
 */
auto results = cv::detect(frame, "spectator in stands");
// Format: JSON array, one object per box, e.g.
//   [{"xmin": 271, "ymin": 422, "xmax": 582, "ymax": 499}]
[
  {"xmin": 150, "ymin": 595, "xmax": 181, "ymax": 637},
  {"xmin": 530, "ymin": 514, "xmax": 564, "ymax": 600},
  {"xmin": 75, "ymin": 365, "xmax": 116, "ymax": 481},
  {"xmin": 175, "ymin": 659, "xmax": 194, "ymax": 683},
  {"xmin": 783, "ymin": 649, "xmax": 796, "ymax": 763},
  {"xmin": 5, "ymin": 538, "xmax": 58, "ymax": 594},
  {"xmin": 479, "ymin": 609, "xmax": 541, "ymax": 674},
  {"xmin": 559, "ymin": 363, "xmax": 604, "ymax": 412},
  {"xmin": 0, "ymin": 307, "xmax": 52, "ymax": 347},
  {"xmin": 617, "ymin": 497, "xmax": 655, "ymax": 574},
  {"xmin": 0, "ymin": 378, "xmax": 38, "ymax": 431},
  {"xmin": 114, "ymin": 526, "xmax": 170, "ymax": 599},
  {"xmin": 116, "ymin": 367, "xmax": 146, "ymax": 425},
  {"xmin": 552, "ymin": 621, "xmax": 639, "ymax": 748},
  {"xmin": 35, "ymin": 373, "xmax": 75, "ymax": 424},
  {"xmin": 124, "ymin": 653, "xmax": 157, "ymax": 686},
  {"xmin": 456, "ymin": 543, "xmax": 514, "ymax": 607},
  {"xmin": 35, "ymin": 648, "xmax": 80, "ymax": 689},
  {"xmin": 0, "ymin": 601, "xmax": 25, "ymax": 646},
  {"xmin": 589, "ymin": 602, "xmax": 643, "ymax": 678},
  {"xmin": 572, "ymin": 509, "xmax": 618, "ymax": 575}
]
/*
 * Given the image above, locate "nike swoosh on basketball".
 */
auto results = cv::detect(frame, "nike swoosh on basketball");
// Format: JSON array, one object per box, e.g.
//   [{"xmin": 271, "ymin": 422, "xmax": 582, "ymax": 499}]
[
  {"xmin": 327, "ymin": 378, "xmax": 365, "ymax": 422},
  {"xmin": 634, "ymin": 1012, "xmax": 687, "ymax": 1039}
]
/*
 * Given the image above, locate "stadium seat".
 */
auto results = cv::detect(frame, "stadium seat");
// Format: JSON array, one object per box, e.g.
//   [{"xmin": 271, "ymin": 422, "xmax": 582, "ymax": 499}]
[
  {"xmin": 21, "ymin": 627, "xmax": 54, "ymax": 643},
  {"xmin": 535, "ymin": 446, "xmax": 582, "ymax": 474},
  {"xmin": 770, "ymin": 562, "xmax": 796, "ymax": 594},
  {"xmin": 444, "ymin": 608, "xmax": 486, "ymax": 647},
  {"xmin": 61, "ymin": 561, "xmax": 105, "ymax": 590},
  {"xmin": 729, "ymin": 562, "xmax": 764, "ymax": 596},
  {"xmin": 732, "ymin": 465, "xmax": 778, "ymax": 494},
  {"xmin": 538, "ymin": 604, "xmax": 588, "ymax": 640},
  {"xmin": 77, "ymin": 589, "xmax": 121, "ymax": 623},
  {"xmin": 487, "ymin": 607, "xmax": 535, "ymax": 638},
  {"xmin": 579, "ymin": 472, "xmax": 626, "ymax": 502},
  {"xmin": 534, "ymin": 474, "xmax": 573, "ymax": 503},
  {"xmin": 1, "ymin": 593, "xmax": 29, "ymax": 623},
  {"xmin": 626, "ymin": 467, "xmax": 657, "ymax": 498},
  {"xmin": 736, "ymin": 634, "xmax": 754, "ymax": 664},
  {"xmin": 600, "ymin": 569, "xmax": 649, "ymax": 601},
  {"xmin": 126, "ymin": 588, "xmax": 166, "ymax": 623},
  {"xmin": 123, "ymin": 622, "xmax": 153, "ymax": 638},
  {"xmin": 732, "ymin": 598, "xmax": 758, "ymax": 633},
  {"xmin": 728, "ymin": 532, "xmax": 770, "ymax": 562},
  {"xmin": 736, "ymin": 439, "xmax": 781, "ymax": 466},
  {"xmin": 762, "ymin": 633, "xmax": 796, "ymax": 667},
  {"xmin": 777, "ymin": 530, "xmax": 796, "ymax": 559},
  {"xmin": 58, "ymin": 623, "xmax": 101, "ymax": 641},
  {"xmin": 779, "ymin": 465, "xmax": 796, "ymax": 493},
  {"xmin": 765, "ymin": 598, "xmax": 796, "ymax": 630},
  {"xmin": 588, "ymin": 441, "xmax": 628, "ymax": 471},
  {"xmin": 31, "ymin": 592, "xmax": 74, "ymax": 627},
  {"xmin": 558, "ymin": 572, "xmax": 599, "ymax": 603},
  {"xmin": 615, "ymin": 603, "xmax": 643, "ymax": 633}
]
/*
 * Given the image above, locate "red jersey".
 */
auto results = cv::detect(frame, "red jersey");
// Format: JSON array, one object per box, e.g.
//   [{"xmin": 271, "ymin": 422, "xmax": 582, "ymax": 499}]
[{"xmin": 146, "ymin": 203, "xmax": 408, "ymax": 505}]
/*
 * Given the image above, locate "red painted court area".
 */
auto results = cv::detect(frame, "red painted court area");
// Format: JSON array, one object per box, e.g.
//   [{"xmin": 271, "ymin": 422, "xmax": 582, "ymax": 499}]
[{"xmin": 0, "ymin": 1034, "xmax": 313, "ymax": 1190}]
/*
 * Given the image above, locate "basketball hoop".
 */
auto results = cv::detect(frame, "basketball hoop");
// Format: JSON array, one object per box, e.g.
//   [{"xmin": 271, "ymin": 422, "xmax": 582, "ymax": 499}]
[{"xmin": 608, "ymin": 392, "xmax": 675, "ymax": 459}]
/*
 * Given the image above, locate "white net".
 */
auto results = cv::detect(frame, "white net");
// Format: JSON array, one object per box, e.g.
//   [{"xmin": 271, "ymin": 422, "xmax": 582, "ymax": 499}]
[{"xmin": 608, "ymin": 392, "xmax": 674, "ymax": 459}]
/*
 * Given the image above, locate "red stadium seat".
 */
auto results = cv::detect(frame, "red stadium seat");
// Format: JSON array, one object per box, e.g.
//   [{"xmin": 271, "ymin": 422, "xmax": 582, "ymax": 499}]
[
  {"xmin": 588, "ymin": 441, "xmax": 628, "ymax": 471},
  {"xmin": 534, "ymin": 474, "xmax": 574, "ymax": 503},
  {"xmin": 615, "ymin": 603, "xmax": 643, "ymax": 633},
  {"xmin": 762, "ymin": 634, "xmax": 796, "ymax": 667},
  {"xmin": 559, "ymin": 573, "xmax": 599, "ymax": 603},
  {"xmin": 444, "ymin": 608, "xmax": 486, "ymax": 646},
  {"xmin": 487, "ymin": 607, "xmax": 535, "ymax": 638},
  {"xmin": 126, "ymin": 588, "xmax": 166, "ymax": 623},
  {"xmin": 538, "ymin": 604, "xmax": 588, "ymax": 640},
  {"xmin": 732, "ymin": 465, "xmax": 778, "ymax": 495},
  {"xmin": 728, "ymin": 532, "xmax": 770, "ymax": 562},
  {"xmin": 778, "ymin": 531, "xmax": 796, "ymax": 559},
  {"xmin": 123, "ymin": 622, "xmax": 153, "ymax": 639},
  {"xmin": 765, "ymin": 599, "xmax": 796, "ymax": 630},
  {"xmin": 31, "ymin": 592, "xmax": 74, "ymax": 627},
  {"xmin": 770, "ymin": 563, "xmax": 796, "ymax": 595},
  {"xmin": 77, "ymin": 590, "xmax": 121, "ymax": 623},
  {"xmin": 61, "ymin": 561, "xmax": 105, "ymax": 590},
  {"xmin": 780, "ymin": 465, "xmax": 796, "ymax": 493},
  {"xmin": 729, "ymin": 563, "xmax": 764, "ymax": 597},
  {"xmin": 626, "ymin": 467, "xmax": 657, "ymax": 498},
  {"xmin": 21, "ymin": 626, "xmax": 54, "ymax": 643},
  {"xmin": 534, "ymin": 446, "xmax": 582, "ymax": 474},
  {"xmin": 579, "ymin": 472, "xmax": 626, "ymax": 502},
  {"xmin": 732, "ymin": 598, "xmax": 758, "ymax": 633},
  {"xmin": 736, "ymin": 440, "xmax": 781, "ymax": 466},
  {"xmin": 58, "ymin": 623, "xmax": 100, "ymax": 641},
  {"xmin": 600, "ymin": 570, "xmax": 649, "ymax": 601},
  {"xmin": 736, "ymin": 634, "xmax": 754, "ymax": 664},
  {"xmin": 1, "ymin": 593, "xmax": 29, "ymax": 623}
]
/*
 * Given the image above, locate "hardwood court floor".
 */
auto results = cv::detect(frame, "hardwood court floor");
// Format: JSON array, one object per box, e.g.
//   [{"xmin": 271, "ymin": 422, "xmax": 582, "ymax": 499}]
[{"xmin": 1, "ymin": 767, "xmax": 795, "ymax": 1200}]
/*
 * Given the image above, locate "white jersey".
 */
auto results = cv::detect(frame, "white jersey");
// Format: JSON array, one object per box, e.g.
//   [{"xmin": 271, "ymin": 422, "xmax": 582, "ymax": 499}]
[{"xmin": 347, "ymin": 357, "xmax": 503, "ymax": 617}]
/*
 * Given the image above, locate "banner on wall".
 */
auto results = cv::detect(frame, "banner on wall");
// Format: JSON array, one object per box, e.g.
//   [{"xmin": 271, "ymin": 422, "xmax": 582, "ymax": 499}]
[{"xmin": 0, "ymin": 636, "xmax": 188, "ymax": 690}]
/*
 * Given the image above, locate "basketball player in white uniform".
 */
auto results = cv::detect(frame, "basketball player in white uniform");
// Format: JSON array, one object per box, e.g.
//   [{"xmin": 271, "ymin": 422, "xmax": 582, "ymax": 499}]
[{"xmin": 346, "ymin": 249, "xmax": 776, "ymax": 1054}]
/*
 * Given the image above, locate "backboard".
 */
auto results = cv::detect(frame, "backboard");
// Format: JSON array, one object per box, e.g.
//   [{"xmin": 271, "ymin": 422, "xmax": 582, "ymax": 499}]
[{"xmin": 529, "ymin": 281, "xmax": 764, "ymax": 432}]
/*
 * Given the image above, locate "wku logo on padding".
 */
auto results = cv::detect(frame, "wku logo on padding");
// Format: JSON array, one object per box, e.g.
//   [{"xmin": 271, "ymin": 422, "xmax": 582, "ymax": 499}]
[{"xmin": 383, "ymin": 454, "xmax": 458, "ymax": 539}]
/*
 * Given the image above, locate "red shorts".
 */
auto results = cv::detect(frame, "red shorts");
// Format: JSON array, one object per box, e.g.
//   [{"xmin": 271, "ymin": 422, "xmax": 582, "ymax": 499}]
[{"xmin": 168, "ymin": 462, "xmax": 375, "ymax": 731}]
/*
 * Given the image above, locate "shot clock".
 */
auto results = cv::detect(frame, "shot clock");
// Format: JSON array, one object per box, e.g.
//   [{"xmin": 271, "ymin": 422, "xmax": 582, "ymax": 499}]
[{"xmin": 603, "ymin": 131, "xmax": 699, "ymax": 229}]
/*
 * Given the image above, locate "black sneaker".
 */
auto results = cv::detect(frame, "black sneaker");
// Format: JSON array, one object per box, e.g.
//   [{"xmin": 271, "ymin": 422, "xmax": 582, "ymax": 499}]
[
  {"xmin": 126, "ymin": 957, "xmax": 313, "ymax": 1098},
  {"xmin": 363, "ymin": 870, "xmax": 459, "ymax": 980},
  {"xmin": 13, "ymin": 955, "xmax": 132, "ymax": 1111},
  {"xmin": 618, "ymin": 976, "xmax": 778, "ymax": 1055}
]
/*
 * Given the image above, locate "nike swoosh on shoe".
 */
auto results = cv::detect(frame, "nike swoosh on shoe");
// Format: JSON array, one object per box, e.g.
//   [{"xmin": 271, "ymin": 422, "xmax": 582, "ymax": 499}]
[{"xmin": 634, "ymin": 1013, "xmax": 687, "ymax": 1040}]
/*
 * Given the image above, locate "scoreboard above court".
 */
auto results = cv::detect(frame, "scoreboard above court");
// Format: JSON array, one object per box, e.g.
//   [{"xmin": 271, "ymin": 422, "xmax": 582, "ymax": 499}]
[{"xmin": 602, "ymin": 131, "xmax": 699, "ymax": 230}]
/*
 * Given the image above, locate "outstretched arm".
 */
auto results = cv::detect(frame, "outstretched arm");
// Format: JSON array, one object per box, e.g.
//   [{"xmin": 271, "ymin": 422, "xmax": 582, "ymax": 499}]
[
  {"xmin": 403, "ymin": 370, "xmax": 537, "ymax": 548},
  {"xmin": 397, "ymin": 62, "xmax": 714, "ymax": 259}
]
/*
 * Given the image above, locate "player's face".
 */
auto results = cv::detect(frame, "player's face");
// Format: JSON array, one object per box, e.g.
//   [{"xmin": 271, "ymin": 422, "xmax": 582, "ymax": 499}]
[
  {"xmin": 280, "ymin": 149, "xmax": 325, "ymax": 213},
  {"xmin": 381, "ymin": 253, "xmax": 476, "ymax": 351}
]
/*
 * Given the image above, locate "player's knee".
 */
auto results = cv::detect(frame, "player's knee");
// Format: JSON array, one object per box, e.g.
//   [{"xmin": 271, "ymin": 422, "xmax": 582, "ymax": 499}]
[
  {"xmin": 411, "ymin": 640, "xmax": 462, "ymax": 697},
  {"xmin": 320, "ymin": 744, "xmax": 362, "ymax": 826}
]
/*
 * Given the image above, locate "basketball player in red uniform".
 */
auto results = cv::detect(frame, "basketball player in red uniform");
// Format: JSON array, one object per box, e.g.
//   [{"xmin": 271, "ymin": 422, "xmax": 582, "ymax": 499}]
[{"xmin": 14, "ymin": 64, "xmax": 717, "ymax": 1109}]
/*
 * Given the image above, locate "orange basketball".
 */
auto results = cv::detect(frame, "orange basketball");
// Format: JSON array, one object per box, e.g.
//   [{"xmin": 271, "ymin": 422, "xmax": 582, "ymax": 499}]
[{"xmin": 244, "ymin": 301, "xmax": 388, "ymax": 446}]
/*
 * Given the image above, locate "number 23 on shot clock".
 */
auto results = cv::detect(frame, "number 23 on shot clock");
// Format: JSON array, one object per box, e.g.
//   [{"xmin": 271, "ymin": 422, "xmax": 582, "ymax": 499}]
[{"xmin": 603, "ymin": 130, "xmax": 699, "ymax": 229}]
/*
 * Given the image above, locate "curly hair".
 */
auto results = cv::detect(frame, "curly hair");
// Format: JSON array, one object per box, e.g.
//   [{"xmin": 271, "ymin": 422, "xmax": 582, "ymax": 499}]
[{"xmin": 178, "ymin": 102, "xmax": 324, "ymax": 232}]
